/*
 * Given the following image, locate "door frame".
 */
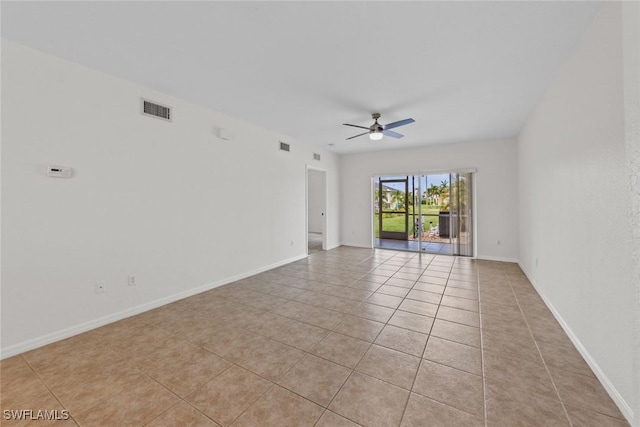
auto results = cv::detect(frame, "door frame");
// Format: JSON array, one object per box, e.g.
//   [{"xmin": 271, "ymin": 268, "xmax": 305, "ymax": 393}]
[
  {"xmin": 378, "ymin": 177, "xmax": 410, "ymax": 240},
  {"xmin": 306, "ymin": 165, "xmax": 328, "ymax": 254}
]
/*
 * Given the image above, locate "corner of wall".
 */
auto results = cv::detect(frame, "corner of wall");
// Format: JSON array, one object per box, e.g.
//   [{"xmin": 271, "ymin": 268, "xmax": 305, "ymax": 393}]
[{"xmin": 517, "ymin": 262, "xmax": 635, "ymax": 423}]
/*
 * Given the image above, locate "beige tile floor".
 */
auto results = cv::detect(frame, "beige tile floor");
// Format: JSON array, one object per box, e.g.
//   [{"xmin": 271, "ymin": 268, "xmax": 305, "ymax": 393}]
[{"xmin": 0, "ymin": 247, "xmax": 630, "ymax": 426}]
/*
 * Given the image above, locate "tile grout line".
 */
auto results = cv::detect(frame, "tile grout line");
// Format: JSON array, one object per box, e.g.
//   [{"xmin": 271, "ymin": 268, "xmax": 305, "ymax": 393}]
[
  {"xmin": 13, "ymin": 250, "xmax": 596, "ymax": 426},
  {"xmin": 177, "ymin": 252, "xmax": 458, "ymax": 424},
  {"xmin": 501, "ymin": 267, "xmax": 575, "ymax": 427},
  {"xmin": 222, "ymin": 377, "xmax": 279, "ymax": 425},
  {"xmin": 206, "ymin": 254, "xmax": 482, "ymax": 425},
  {"xmin": 162, "ymin": 262, "xmax": 360, "ymax": 423},
  {"xmin": 310, "ymin": 252, "xmax": 408, "ymax": 426},
  {"xmin": 399, "ymin": 256, "xmax": 484, "ymax": 420},
  {"xmin": 378, "ymin": 251, "xmax": 433, "ymax": 426},
  {"xmin": 315, "ymin": 252, "xmax": 416, "ymax": 422},
  {"xmin": 22, "ymin": 340, "xmax": 192, "ymax": 426},
  {"xmin": 483, "ymin": 269, "xmax": 573, "ymax": 426},
  {"xmin": 140, "ymin": 400, "xmax": 213, "ymax": 427},
  {"xmin": 477, "ymin": 262, "xmax": 489, "ymax": 427},
  {"xmin": 18, "ymin": 353, "xmax": 81, "ymax": 426},
  {"xmin": 235, "ymin": 251, "xmax": 406, "ymax": 425},
  {"xmin": 397, "ymin": 252, "xmax": 447, "ymax": 426},
  {"xmin": 202, "ymin": 265, "xmax": 379, "ymax": 427}
]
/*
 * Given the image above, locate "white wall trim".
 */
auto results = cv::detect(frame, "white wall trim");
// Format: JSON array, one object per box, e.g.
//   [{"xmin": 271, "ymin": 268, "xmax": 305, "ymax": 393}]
[
  {"xmin": 0, "ymin": 253, "xmax": 308, "ymax": 360},
  {"xmin": 340, "ymin": 242, "xmax": 374, "ymax": 249},
  {"xmin": 519, "ymin": 263, "xmax": 635, "ymax": 424},
  {"xmin": 372, "ymin": 167, "xmax": 478, "ymax": 178}
]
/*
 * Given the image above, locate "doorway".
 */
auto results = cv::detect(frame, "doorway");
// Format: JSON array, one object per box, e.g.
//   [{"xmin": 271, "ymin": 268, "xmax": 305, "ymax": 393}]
[
  {"xmin": 373, "ymin": 171, "xmax": 474, "ymax": 256},
  {"xmin": 377, "ymin": 176, "xmax": 409, "ymax": 241},
  {"xmin": 307, "ymin": 167, "xmax": 327, "ymax": 254}
]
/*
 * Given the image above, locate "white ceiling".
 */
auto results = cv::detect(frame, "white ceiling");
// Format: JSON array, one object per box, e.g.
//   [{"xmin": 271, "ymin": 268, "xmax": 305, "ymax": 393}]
[{"xmin": 2, "ymin": 1, "xmax": 602, "ymax": 154}]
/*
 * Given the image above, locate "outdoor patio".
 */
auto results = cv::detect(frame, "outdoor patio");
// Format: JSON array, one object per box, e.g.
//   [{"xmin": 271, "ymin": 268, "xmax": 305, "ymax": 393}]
[{"xmin": 375, "ymin": 238, "xmax": 454, "ymax": 255}]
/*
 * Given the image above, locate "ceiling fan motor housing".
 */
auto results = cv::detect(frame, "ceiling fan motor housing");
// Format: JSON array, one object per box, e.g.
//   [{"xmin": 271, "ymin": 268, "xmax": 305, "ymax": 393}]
[
  {"xmin": 343, "ymin": 112, "xmax": 414, "ymax": 140},
  {"xmin": 371, "ymin": 113, "xmax": 383, "ymax": 132}
]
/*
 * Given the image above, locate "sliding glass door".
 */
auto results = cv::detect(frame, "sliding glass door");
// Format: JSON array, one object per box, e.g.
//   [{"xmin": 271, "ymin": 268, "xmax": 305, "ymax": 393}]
[
  {"xmin": 449, "ymin": 172, "xmax": 473, "ymax": 257},
  {"xmin": 373, "ymin": 171, "xmax": 474, "ymax": 256}
]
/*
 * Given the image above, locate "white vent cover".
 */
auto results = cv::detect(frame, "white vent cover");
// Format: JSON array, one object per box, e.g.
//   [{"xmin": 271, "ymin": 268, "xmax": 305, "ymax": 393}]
[
  {"xmin": 141, "ymin": 98, "xmax": 172, "ymax": 121},
  {"xmin": 313, "ymin": 153, "xmax": 321, "ymax": 161},
  {"xmin": 279, "ymin": 141, "xmax": 290, "ymax": 152}
]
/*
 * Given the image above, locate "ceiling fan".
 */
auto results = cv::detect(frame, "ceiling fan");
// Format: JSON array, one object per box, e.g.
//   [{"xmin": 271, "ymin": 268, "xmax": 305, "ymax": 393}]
[{"xmin": 343, "ymin": 113, "xmax": 415, "ymax": 141}]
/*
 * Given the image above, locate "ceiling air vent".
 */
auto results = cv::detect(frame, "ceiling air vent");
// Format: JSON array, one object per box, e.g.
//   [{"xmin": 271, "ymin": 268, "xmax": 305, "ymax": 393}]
[
  {"xmin": 313, "ymin": 153, "xmax": 321, "ymax": 161},
  {"xmin": 141, "ymin": 98, "xmax": 172, "ymax": 122},
  {"xmin": 279, "ymin": 141, "xmax": 290, "ymax": 152}
]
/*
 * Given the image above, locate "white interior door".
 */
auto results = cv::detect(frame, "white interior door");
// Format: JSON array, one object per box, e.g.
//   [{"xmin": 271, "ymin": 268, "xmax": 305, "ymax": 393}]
[{"xmin": 307, "ymin": 167, "xmax": 327, "ymax": 253}]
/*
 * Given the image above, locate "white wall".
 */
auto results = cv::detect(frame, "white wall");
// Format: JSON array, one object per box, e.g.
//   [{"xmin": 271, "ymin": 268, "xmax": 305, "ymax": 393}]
[
  {"xmin": 622, "ymin": 2, "xmax": 640, "ymax": 425},
  {"xmin": 0, "ymin": 39, "xmax": 340, "ymax": 357},
  {"xmin": 339, "ymin": 139, "xmax": 518, "ymax": 261},
  {"xmin": 517, "ymin": 2, "xmax": 635, "ymax": 422},
  {"xmin": 307, "ymin": 169, "xmax": 324, "ymax": 234}
]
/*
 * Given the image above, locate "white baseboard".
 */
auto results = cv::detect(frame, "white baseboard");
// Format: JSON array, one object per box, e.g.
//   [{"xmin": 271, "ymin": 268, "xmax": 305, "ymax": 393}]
[
  {"xmin": 325, "ymin": 243, "xmax": 341, "ymax": 251},
  {"xmin": 518, "ymin": 263, "xmax": 635, "ymax": 425},
  {"xmin": 0, "ymin": 253, "xmax": 308, "ymax": 360},
  {"xmin": 339, "ymin": 241, "xmax": 373, "ymax": 249}
]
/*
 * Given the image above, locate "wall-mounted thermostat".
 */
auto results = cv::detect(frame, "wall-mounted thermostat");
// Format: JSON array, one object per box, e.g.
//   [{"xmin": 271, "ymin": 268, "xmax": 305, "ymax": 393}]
[{"xmin": 47, "ymin": 165, "xmax": 72, "ymax": 178}]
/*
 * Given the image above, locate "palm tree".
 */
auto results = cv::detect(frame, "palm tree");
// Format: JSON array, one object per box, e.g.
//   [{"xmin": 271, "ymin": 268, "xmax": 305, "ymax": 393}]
[
  {"xmin": 426, "ymin": 184, "xmax": 440, "ymax": 206},
  {"xmin": 439, "ymin": 180, "xmax": 450, "ymax": 210},
  {"xmin": 382, "ymin": 192, "xmax": 397, "ymax": 210},
  {"xmin": 393, "ymin": 190, "xmax": 405, "ymax": 210}
]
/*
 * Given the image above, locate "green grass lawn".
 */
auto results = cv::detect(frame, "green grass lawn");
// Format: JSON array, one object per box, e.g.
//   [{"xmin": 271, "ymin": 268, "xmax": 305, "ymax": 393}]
[{"xmin": 375, "ymin": 205, "xmax": 444, "ymax": 237}]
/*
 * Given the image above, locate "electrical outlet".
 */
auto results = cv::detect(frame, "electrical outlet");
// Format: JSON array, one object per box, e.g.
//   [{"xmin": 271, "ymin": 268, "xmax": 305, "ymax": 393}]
[
  {"xmin": 290, "ymin": 240, "xmax": 294, "ymax": 247},
  {"xmin": 535, "ymin": 258, "xmax": 539, "ymax": 267},
  {"xmin": 96, "ymin": 281, "xmax": 106, "ymax": 294},
  {"xmin": 128, "ymin": 275, "xmax": 136, "ymax": 286}
]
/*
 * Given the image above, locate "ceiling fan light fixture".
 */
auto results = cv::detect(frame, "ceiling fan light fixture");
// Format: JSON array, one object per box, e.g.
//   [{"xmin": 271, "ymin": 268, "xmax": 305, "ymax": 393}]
[
  {"xmin": 344, "ymin": 113, "xmax": 414, "ymax": 141},
  {"xmin": 369, "ymin": 131, "xmax": 383, "ymax": 141}
]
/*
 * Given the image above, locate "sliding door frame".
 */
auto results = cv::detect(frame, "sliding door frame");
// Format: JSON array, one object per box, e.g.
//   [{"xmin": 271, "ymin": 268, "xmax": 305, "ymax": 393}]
[
  {"xmin": 371, "ymin": 168, "xmax": 477, "ymax": 257},
  {"xmin": 378, "ymin": 177, "xmax": 410, "ymax": 241}
]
